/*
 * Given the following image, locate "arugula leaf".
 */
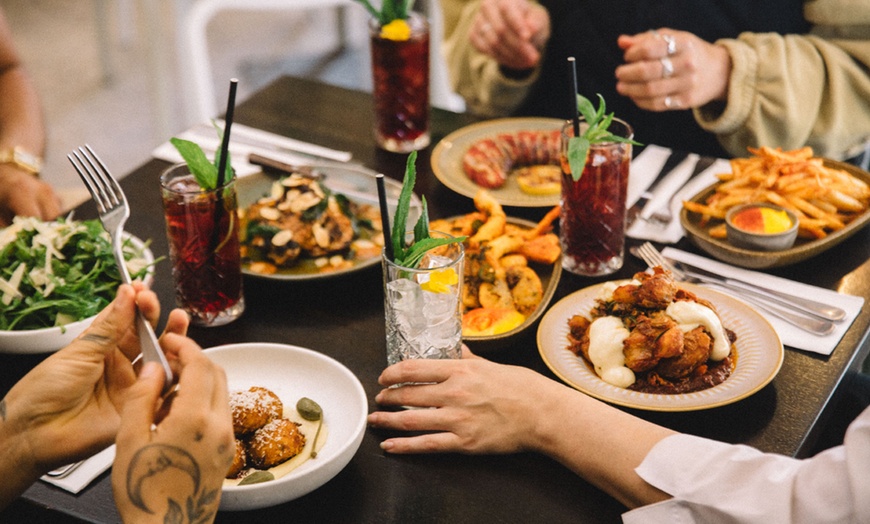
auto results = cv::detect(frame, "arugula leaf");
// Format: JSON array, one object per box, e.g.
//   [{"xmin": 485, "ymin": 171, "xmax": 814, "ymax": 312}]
[{"xmin": 568, "ymin": 94, "xmax": 641, "ymax": 181}]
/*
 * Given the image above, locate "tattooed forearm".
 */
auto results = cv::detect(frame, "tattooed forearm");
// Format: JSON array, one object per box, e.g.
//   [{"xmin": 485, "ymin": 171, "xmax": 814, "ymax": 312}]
[{"xmin": 124, "ymin": 444, "xmax": 220, "ymax": 522}]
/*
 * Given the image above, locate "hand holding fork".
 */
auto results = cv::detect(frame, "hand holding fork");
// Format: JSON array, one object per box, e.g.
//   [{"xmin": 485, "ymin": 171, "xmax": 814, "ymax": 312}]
[{"xmin": 68, "ymin": 145, "xmax": 174, "ymax": 393}]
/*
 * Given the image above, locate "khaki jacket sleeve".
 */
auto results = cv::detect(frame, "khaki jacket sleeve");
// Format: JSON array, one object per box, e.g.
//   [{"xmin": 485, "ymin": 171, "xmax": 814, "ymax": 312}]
[
  {"xmin": 442, "ymin": 0, "xmax": 541, "ymax": 117},
  {"xmin": 694, "ymin": 0, "xmax": 870, "ymax": 160}
]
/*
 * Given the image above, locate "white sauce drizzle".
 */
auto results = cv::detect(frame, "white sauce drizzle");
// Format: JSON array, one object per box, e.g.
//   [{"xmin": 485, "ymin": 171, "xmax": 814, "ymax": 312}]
[
  {"xmin": 587, "ymin": 316, "xmax": 635, "ymax": 388},
  {"xmin": 665, "ymin": 301, "xmax": 730, "ymax": 361}
]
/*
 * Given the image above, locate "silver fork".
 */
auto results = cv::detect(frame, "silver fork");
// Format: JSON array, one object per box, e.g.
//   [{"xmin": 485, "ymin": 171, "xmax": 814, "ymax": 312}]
[
  {"xmin": 68, "ymin": 145, "xmax": 174, "ymax": 392},
  {"xmin": 634, "ymin": 242, "xmax": 835, "ymax": 336}
]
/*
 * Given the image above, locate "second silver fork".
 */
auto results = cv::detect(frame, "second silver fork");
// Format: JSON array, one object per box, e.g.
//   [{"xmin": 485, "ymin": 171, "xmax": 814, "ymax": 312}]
[
  {"xmin": 69, "ymin": 145, "xmax": 174, "ymax": 392},
  {"xmin": 633, "ymin": 242, "xmax": 835, "ymax": 336}
]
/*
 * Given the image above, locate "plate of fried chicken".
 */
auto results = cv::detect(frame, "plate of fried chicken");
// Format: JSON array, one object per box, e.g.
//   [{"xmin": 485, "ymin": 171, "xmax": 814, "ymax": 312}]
[{"xmin": 537, "ymin": 269, "xmax": 783, "ymax": 411}]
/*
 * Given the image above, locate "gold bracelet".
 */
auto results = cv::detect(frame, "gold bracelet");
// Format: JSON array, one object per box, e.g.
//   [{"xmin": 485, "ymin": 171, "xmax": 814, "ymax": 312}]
[{"xmin": 0, "ymin": 146, "xmax": 42, "ymax": 176}]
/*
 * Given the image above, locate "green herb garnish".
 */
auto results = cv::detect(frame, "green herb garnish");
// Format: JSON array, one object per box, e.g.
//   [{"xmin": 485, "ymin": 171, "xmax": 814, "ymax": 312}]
[
  {"xmin": 567, "ymin": 94, "xmax": 641, "ymax": 181},
  {"xmin": 169, "ymin": 121, "xmax": 233, "ymax": 190},
  {"xmin": 353, "ymin": 0, "xmax": 413, "ymax": 25},
  {"xmin": 296, "ymin": 397, "xmax": 323, "ymax": 459},
  {"xmin": 391, "ymin": 152, "xmax": 465, "ymax": 268}
]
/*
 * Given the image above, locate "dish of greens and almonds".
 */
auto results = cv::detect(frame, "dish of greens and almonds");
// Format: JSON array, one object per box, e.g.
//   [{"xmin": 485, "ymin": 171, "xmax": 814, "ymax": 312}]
[
  {"xmin": 0, "ymin": 216, "xmax": 154, "ymax": 332},
  {"xmin": 237, "ymin": 163, "xmax": 421, "ymax": 281}
]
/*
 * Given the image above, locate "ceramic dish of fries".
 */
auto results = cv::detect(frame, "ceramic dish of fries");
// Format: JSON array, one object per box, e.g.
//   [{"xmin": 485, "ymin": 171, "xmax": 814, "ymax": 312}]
[
  {"xmin": 429, "ymin": 190, "xmax": 562, "ymax": 351},
  {"xmin": 680, "ymin": 146, "xmax": 870, "ymax": 269}
]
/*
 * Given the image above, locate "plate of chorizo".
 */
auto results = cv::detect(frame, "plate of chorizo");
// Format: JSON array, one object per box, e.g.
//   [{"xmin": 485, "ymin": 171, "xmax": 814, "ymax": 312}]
[{"xmin": 431, "ymin": 117, "xmax": 565, "ymax": 207}]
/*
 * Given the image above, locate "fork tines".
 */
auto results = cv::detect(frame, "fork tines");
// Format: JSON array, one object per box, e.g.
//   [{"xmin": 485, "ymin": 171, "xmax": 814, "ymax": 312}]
[
  {"xmin": 68, "ymin": 145, "xmax": 125, "ymax": 213},
  {"xmin": 637, "ymin": 242, "xmax": 686, "ymax": 280}
]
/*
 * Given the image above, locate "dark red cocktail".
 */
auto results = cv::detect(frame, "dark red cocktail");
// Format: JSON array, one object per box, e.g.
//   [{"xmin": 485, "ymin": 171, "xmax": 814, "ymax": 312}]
[
  {"xmin": 559, "ymin": 119, "xmax": 633, "ymax": 276},
  {"xmin": 160, "ymin": 165, "xmax": 244, "ymax": 326},
  {"xmin": 370, "ymin": 12, "xmax": 430, "ymax": 152}
]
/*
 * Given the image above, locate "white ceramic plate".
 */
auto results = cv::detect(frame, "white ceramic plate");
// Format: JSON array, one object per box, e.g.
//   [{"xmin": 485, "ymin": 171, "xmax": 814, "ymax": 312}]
[
  {"xmin": 537, "ymin": 281, "xmax": 783, "ymax": 411},
  {"xmin": 237, "ymin": 163, "xmax": 422, "ymax": 281},
  {"xmin": 0, "ymin": 234, "xmax": 154, "ymax": 354},
  {"xmin": 206, "ymin": 343, "xmax": 367, "ymax": 511},
  {"xmin": 431, "ymin": 117, "xmax": 565, "ymax": 207}
]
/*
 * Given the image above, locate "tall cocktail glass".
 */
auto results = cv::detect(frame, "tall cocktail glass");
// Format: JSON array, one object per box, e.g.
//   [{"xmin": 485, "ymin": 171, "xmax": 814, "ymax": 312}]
[
  {"xmin": 559, "ymin": 118, "xmax": 633, "ymax": 276},
  {"xmin": 160, "ymin": 163, "xmax": 245, "ymax": 326},
  {"xmin": 369, "ymin": 11, "xmax": 430, "ymax": 153},
  {"xmin": 383, "ymin": 233, "xmax": 464, "ymax": 366}
]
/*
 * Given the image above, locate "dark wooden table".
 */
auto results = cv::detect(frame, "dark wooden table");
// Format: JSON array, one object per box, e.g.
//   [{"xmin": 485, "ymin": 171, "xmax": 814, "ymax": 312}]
[{"xmin": 4, "ymin": 76, "xmax": 870, "ymax": 523}]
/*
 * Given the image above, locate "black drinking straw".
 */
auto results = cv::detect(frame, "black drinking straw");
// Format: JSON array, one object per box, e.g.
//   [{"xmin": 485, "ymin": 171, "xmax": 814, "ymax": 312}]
[
  {"xmin": 211, "ymin": 79, "xmax": 237, "ymax": 254},
  {"xmin": 216, "ymin": 78, "xmax": 238, "ymax": 187},
  {"xmin": 568, "ymin": 57, "xmax": 580, "ymax": 136},
  {"xmin": 376, "ymin": 174, "xmax": 394, "ymax": 261}
]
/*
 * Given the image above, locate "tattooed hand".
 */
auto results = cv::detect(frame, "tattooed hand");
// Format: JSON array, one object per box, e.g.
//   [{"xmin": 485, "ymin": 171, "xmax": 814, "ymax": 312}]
[
  {"xmin": 112, "ymin": 334, "xmax": 233, "ymax": 524},
  {"xmin": 0, "ymin": 284, "xmax": 192, "ymax": 509}
]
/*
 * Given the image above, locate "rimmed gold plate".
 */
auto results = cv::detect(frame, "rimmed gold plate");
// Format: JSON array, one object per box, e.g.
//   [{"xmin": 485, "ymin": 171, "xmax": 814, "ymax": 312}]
[
  {"xmin": 537, "ymin": 281, "xmax": 783, "ymax": 412},
  {"xmin": 460, "ymin": 216, "xmax": 562, "ymax": 350},
  {"xmin": 680, "ymin": 159, "xmax": 870, "ymax": 269},
  {"xmin": 431, "ymin": 117, "xmax": 565, "ymax": 207}
]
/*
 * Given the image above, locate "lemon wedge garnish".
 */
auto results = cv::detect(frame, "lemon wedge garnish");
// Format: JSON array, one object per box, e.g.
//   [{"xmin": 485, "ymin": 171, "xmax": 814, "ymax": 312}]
[
  {"xmin": 380, "ymin": 19, "xmax": 411, "ymax": 41},
  {"xmin": 420, "ymin": 268, "xmax": 459, "ymax": 294}
]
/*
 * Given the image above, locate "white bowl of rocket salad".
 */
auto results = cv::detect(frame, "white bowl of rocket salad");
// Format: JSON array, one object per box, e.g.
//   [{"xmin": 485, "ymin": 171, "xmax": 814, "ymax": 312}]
[{"xmin": 0, "ymin": 216, "xmax": 155, "ymax": 354}]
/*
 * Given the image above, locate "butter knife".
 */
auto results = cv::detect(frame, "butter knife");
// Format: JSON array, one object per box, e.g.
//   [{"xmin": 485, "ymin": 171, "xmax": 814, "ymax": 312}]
[
  {"xmin": 666, "ymin": 257, "xmax": 847, "ymax": 322},
  {"xmin": 626, "ymin": 150, "xmax": 690, "ymax": 227}
]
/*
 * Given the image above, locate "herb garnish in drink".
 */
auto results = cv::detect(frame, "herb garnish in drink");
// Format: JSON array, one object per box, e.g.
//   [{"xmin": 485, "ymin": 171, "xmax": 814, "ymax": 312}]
[
  {"xmin": 169, "ymin": 122, "xmax": 233, "ymax": 190},
  {"xmin": 390, "ymin": 151, "xmax": 465, "ymax": 269},
  {"xmin": 566, "ymin": 94, "xmax": 641, "ymax": 181},
  {"xmin": 354, "ymin": 0, "xmax": 413, "ymax": 38}
]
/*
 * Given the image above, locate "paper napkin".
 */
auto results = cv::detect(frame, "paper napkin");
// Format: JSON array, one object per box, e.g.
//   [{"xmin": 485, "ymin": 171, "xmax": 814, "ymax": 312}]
[
  {"xmin": 152, "ymin": 121, "xmax": 354, "ymax": 178},
  {"xmin": 40, "ymin": 445, "xmax": 115, "ymax": 494},
  {"xmin": 626, "ymin": 157, "xmax": 729, "ymax": 244},
  {"xmin": 662, "ymin": 248, "xmax": 865, "ymax": 355}
]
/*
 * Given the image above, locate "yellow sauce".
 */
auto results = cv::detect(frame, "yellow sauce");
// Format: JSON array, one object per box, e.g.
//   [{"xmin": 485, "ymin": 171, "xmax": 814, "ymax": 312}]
[{"xmin": 732, "ymin": 206, "xmax": 793, "ymax": 234}]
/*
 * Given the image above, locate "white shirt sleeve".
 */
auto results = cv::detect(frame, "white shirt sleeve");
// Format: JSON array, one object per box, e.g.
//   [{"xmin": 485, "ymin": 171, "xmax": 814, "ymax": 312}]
[{"xmin": 622, "ymin": 405, "xmax": 870, "ymax": 523}]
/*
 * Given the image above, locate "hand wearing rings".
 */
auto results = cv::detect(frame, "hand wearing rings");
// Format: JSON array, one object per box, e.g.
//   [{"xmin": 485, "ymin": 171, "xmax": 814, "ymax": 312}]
[{"xmin": 660, "ymin": 57, "xmax": 674, "ymax": 79}]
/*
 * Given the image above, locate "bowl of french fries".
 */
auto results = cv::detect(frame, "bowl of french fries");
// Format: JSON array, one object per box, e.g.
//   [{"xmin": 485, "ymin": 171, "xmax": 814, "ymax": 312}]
[{"xmin": 680, "ymin": 146, "xmax": 870, "ymax": 268}]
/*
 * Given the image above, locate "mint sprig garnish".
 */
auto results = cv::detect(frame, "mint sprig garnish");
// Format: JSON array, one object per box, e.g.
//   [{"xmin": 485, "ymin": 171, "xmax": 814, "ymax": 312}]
[
  {"xmin": 353, "ymin": 0, "xmax": 413, "ymax": 25},
  {"xmin": 391, "ymin": 151, "xmax": 465, "ymax": 268},
  {"xmin": 567, "ymin": 94, "xmax": 641, "ymax": 181},
  {"xmin": 169, "ymin": 121, "xmax": 233, "ymax": 190}
]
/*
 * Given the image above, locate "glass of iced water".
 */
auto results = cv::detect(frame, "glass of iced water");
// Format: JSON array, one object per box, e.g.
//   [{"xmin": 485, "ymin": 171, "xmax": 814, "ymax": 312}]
[{"xmin": 382, "ymin": 232, "xmax": 464, "ymax": 366}]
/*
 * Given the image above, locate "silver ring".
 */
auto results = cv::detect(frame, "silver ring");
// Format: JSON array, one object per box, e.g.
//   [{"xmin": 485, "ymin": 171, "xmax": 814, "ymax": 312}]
[
  {"xmin": 660, "ymin": 57, "xmax": 674, "ymax": 79},
  {"xmin": 662, "ymin": 34, "xmax": 677, "ymax": 56},
  {"xmin": 664, "ymin": 96, "xmax": 673, "ymax": 109}
]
